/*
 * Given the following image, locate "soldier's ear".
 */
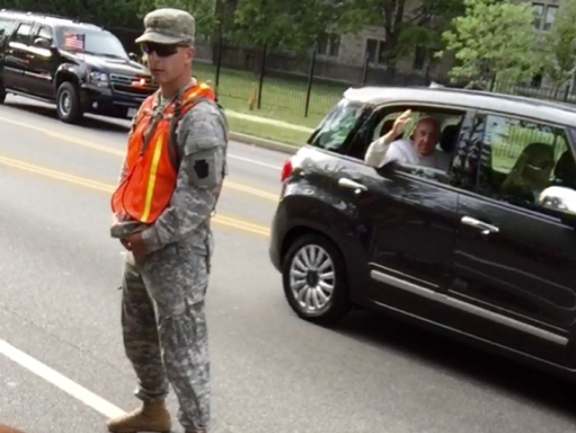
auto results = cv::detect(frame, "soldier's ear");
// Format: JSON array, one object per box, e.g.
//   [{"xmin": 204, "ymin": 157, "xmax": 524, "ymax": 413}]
[{"xmin": 186, "ymin": 45, "xmax": 195, "ymax": 63}]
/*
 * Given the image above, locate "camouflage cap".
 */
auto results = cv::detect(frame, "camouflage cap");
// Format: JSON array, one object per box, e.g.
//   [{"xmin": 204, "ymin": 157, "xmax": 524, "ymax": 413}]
[{"xmin": 135, "ymin": 8, "xmax": 195, "ymax": 46}]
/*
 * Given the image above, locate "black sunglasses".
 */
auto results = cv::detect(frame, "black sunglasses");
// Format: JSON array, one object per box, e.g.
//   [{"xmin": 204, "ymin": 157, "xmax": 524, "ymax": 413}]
[{"xmin": 141, "ymin": 43, "xmax": 181, "ymax": 57}]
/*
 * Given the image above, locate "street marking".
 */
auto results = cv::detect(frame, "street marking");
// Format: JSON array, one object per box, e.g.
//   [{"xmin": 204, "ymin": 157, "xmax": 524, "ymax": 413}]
[
  {"xmin": 0, "ymin": 155, "xmax": 271, "ymax": 237},
  {"xmin": 227, "ymin": 154, "xmax": 281, "ymax": 170},
  {"xmin": 0, "ymin": 338, "xmax": 125, "ymax": 418},
  {"xmin": 0, "ymin": 112, "xmax": 282, "ymax": 186}
]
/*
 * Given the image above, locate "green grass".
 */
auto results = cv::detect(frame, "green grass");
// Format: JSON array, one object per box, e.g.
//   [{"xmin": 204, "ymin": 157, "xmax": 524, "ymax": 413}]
[{"xmin": 192, "ymin": 61, "xmax": 345, "ymax": 144}]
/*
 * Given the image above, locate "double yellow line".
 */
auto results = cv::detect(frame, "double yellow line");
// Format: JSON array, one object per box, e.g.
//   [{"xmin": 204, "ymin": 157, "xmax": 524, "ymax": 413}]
[
  {"xmin": 0, "ymin": 156, "xmax": 271, "ymax": 237},
  {"xmin": 0, "ymin": 115, "xmax": 280, "ymax": 202}
]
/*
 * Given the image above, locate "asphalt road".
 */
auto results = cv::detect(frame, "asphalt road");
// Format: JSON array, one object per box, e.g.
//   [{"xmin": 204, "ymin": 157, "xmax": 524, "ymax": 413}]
[{"xmin": 1, "ymin": 94, "xmax": 576, "ymax": 433}]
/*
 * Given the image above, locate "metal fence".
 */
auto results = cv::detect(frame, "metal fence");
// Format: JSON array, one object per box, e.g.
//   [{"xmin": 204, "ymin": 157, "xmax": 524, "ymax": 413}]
[{"xmin": 110, "ymin": 26, "xmax": 576, "ymax": 122}]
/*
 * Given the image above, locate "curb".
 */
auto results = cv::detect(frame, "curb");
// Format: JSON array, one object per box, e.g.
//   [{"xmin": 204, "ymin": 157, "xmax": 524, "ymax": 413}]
[{"xmin": 229, "ymin": 131, "xmax": 299, "ymax": 155}]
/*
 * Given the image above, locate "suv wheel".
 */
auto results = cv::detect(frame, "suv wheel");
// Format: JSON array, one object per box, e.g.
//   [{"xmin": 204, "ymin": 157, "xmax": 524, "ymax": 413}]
[
  {"xmin": 56, "ymin": 81, "xmax": 83, "ymax": 124},
  {"xmin": 282, "ymin": 232, "xmax": 351, "ymax": 325}
]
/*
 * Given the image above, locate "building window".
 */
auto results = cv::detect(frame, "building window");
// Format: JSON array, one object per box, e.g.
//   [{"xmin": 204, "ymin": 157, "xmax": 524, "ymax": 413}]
[
  {"xmin": 317, "ymin": 33, "xmax": 340, "ymax": 58},
  {"xmin": 532, "ymin": 3, "xmax": 544, "ymax": 29},
  {"xmin": 543, "ymin": 4, "xmax": 558, "ymax": 31},
  {"xmin": 365, "ymin": 38, "xmax": 388, "ymax": 65}
]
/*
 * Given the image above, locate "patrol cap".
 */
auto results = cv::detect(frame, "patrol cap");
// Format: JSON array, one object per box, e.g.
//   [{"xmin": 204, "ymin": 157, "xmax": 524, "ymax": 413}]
[{"xmin": 135, "ymin": 8, "xmax": 195, "ymax": 46}]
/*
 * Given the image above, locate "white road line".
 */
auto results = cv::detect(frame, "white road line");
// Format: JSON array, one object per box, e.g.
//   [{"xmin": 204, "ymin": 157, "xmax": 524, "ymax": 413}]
[
  {"xmin": 227, "ymin": 154, "xmax": 282, "ymax": 170},
  {"xmin": 0, "ymin": 338, "xmax": 125, "ymax": 419}
]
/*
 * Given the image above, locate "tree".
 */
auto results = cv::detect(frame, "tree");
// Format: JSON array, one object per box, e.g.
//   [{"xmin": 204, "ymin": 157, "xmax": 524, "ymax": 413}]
[
  {"xmin": 337, "ymin": 0, "xmax": 465, "ymax": 73},
  {"xmin": 437, "ymin": 0, "xmax": 541, "ymax": 88},
  {"xmin": 231, "ymin": 0, "xmax": 464, "ymax": 62},
  {"xmin": 231, "ymin": 0, "xmax": 339, "ymax": 52},
  {"xmin": 542, "ymin": 0, "xmax": 576, "ymax": 94}
]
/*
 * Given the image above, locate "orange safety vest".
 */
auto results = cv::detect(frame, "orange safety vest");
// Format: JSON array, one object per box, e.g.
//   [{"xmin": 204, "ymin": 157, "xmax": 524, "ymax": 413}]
[{"xmin": 111, "ymin": 81, "xmax": 217, "ymax": 224}]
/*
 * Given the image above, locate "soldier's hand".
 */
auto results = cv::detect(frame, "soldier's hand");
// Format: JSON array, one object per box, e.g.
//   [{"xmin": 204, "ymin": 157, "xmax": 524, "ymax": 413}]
[{"xmin": 125, "ymin": 232, "xmax": 149, "ymax": 259}]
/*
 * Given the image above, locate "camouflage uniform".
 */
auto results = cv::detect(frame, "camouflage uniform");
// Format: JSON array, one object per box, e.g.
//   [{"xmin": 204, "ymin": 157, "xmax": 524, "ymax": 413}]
[{"xmin": 107, "ymin": 8, "xmax": 228, "ymax": 433}]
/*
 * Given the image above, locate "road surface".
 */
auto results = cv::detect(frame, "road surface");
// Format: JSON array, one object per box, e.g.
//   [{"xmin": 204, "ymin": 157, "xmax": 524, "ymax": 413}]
[{"xmin": 0, "ymin": 94, "xmax": 575, "ymax": 433}]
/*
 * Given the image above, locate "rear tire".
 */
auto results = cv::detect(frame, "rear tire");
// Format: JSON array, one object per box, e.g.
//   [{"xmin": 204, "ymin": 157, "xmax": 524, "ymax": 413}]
[{"xmin": 281, "ymin": 232, "xmax": 351, "ymax": 325}]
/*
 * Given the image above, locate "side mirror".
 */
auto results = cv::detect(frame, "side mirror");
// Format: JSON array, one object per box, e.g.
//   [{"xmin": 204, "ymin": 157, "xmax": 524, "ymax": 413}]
[
  {"xmin": 128, "ymin": 52, "xmax": 139, "ymax": 62},
  {"xmin": 538, "ymin": 186, "xmax": 576, "ymax": 225},
  {"xmin": 34, "ymin": 37, "xmax": 51, "ymax": 48}
]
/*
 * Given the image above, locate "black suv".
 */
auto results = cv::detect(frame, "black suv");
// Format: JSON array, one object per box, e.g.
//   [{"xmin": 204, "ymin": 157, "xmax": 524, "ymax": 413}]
[
  {"xmin": 0, "ymin": 9, "xmax": 157, "ymax": 123},
  {"xmin": 270, "ymin": 85, "xmax": 576, "ymax": 378}
]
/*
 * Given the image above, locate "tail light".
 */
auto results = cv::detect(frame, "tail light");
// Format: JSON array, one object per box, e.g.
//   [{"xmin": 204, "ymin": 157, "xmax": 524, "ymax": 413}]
[{"xmin": 281, "ymin": 159, "xmax": 293, "ymax": 183}]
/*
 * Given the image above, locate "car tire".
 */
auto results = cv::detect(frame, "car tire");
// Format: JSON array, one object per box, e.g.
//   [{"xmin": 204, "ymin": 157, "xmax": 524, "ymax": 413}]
[
  {"xmin": 282, "ymin": 232, "xmax": 351, "ymax": 325},
  {"xmin": 56, "ymin": 81, "xmax": 83, "ymax": 124},
  {"xmin": 0, "ymin": 79, "xmax": 6, "ymax": 104}
]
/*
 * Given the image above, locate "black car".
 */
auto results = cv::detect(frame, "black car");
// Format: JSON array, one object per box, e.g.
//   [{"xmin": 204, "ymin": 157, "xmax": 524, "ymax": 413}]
[
  {"xmin": 0, "ymin": 9, "xmax": 157, "ymax": 123},
  {"xmin": 269, "ymin": 85, "xmax": 576, "ymax": 378}
]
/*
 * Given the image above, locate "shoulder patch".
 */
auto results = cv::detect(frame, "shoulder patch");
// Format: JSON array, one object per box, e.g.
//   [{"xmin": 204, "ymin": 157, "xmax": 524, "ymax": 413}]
[{"xmin": 194, "ymin": 159, "xmax": 209, "ymax": 179}]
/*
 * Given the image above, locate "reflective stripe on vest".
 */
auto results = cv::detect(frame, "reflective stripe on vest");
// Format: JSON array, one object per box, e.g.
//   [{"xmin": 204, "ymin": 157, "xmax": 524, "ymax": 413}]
[{"xmin": 111, "ymin": 82, "xmax": 216, "ymax": 224}]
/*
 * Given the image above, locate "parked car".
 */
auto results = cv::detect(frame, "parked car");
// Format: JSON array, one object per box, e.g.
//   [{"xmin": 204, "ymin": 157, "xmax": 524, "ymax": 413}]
[
  {"xmin": 0, "ymin": 9, "xmax": 157, "ymax": 124},
  {"xmin": 269, "ymin": 85, "xmax": 576, "ymax": 377}
]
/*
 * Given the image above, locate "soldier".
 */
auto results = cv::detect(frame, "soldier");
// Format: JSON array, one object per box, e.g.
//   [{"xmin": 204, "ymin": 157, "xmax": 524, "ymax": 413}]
[{"xmin": 107, "ymin": 8, "xmax": 228, "ymax": 433}]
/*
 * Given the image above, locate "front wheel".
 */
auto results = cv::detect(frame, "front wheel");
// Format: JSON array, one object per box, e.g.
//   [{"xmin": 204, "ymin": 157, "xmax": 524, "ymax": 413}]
[
  {"xmin": 281, "ymin": 232, "xmax": 351, "ymax": 325},
  {"xmin": 56, "ymin": 81, "xmax": 83, "ymax": 124}
]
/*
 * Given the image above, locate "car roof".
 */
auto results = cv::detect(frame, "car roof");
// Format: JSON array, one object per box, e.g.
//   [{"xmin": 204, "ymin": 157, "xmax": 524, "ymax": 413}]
[
  {"xmin": 0, "ymin": 9, "xmax": 102, "ymax": 31},
  {"xmin": 343, "ymin": 86, "xmax": 576, "ymax": 127}
]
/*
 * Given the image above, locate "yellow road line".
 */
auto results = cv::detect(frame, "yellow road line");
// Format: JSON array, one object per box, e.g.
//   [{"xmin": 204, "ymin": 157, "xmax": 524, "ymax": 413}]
[
  {"xmin": 0, "ymin": 155, "xmax": 271, "ymax": 237},
  {"xmin": 0, "ymin": 115, "xmax": 279, "ymax": 202}
]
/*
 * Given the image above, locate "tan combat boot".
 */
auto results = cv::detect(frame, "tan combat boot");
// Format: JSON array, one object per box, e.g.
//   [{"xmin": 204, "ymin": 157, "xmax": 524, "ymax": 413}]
[{"xmin": 106, "ymin": 400, "xmax": 172, "ymax": 433}]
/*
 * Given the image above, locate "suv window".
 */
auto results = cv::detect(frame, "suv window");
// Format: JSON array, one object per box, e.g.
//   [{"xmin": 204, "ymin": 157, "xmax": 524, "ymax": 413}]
[
  {"xmin": 36, "ymin": 25, "xmax": 53, "ymax": 42},
  {"xmin": 12, "ymin": 22, "xmax": 31, "ymax": 44},
  {"xmin": 474, "ymin": 113, "xmax": 574, "ymax": 211},
  {"xmin": 55, "ymin": 26, "xmax": 128, "ymax": 59},
  {"xmin": 309, "ymin": 98, "xmax": 367, "ymax": 152},
  {"xmin": 0, "ymin": 17, "xmax": 15, "ymax": 38}
]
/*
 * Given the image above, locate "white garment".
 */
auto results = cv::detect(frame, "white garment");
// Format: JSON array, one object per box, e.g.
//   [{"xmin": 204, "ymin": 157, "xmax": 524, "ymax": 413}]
[{"xmin": 364, "ymin": 137, "xmax": 450, "ymax": 171}]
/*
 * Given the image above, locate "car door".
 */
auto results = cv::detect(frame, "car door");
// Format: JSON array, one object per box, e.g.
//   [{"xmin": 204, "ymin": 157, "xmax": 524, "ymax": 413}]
[
  {"xmin": 333, "ymin": 104, "xmax": 476, "ymax": 316},
  {"xmin": 450, "ymin": 111, "xmax": 576, "ymax": 365},
  {"xmin": 26, "ymin": 23, "xmax": 57, "ymax": 97},
  {"xmin": 4, "ymin": 21, "xmax": 33, "ymax": 91}
]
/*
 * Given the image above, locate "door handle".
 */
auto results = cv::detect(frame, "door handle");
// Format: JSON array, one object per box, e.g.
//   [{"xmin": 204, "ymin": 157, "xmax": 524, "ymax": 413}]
[
  {"xmin": 461, "ymin": 216, "xmax": 499, "ymax": 235},
  {"xmin": 338, "ymin": 177, "xmax": 367, "ymax": 194}
]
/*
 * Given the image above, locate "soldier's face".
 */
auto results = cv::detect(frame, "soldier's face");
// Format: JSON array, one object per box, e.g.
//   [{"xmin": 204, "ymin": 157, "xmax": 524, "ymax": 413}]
[{"xmin": 144, "ymin": 43, "xmax": 195, "ymax": 84}]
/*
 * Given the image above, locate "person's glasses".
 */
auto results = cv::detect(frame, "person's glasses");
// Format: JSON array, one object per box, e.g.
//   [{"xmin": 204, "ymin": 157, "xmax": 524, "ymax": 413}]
[{"xmin": 141, "ymin": 43, "xmax": 180, "ymax": 58}]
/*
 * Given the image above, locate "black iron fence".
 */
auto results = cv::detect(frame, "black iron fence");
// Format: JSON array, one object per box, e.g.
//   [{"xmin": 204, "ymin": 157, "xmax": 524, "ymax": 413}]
[
  {"xmin": 111, "ymin": 27, "xmax": 434, "ymax": 121},
  {"xmin": 110, "ymin": 26, "xmax": 576, "ymax": 123}
]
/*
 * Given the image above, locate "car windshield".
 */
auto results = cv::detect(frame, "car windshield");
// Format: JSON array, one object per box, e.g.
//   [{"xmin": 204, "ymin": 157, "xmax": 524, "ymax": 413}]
[
  {"xmin": 56, "ymin": 27, "xmax": 128, "ymax": 59},
  {"xmin": 310, "ymin": 98, "xmax": 365, "ymax": 151}
]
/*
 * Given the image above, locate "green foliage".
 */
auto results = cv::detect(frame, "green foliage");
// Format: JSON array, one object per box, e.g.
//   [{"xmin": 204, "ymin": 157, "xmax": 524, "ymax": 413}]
[
  {"xmin": 542, "ymin": 0, "xmax": 576, "ymax": 90},
  {"xmin": 231, "ymin": 0, "xmax": 464, "ymax": 60},
  {"xmin": 231, "ymin": 0, "xmax": 339, "ymax": 52},
  {"xmin": 437, "ymin": 0, "xmax": 541, "ymax": 87}
]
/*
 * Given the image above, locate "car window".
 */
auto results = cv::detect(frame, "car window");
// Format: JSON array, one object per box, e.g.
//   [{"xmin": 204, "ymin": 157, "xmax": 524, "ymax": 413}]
[
  {"xmin": 12, "ymin": 22, "xmax": 31, "ymax": 44},
  {"xmin": 473, "ymin": 113, "xmax": 573, "ymax": 212},
  {"xmin": 36, "ymin": 26, "xmax": 53, "ymax": 42},
  {"xmin": 309, "ymin": 98, "xmax": 366, "ymax": 152},
  {"xmin": 55, "ymin": 27, "xmax": 128, "ymax": 59},
  {"xmin": 364, "ymin": 105, "xmax": 467, "ymax": 185},
  {"xmin": 0, "ymin": 17, "xmax": 16, "ymax": 38}
]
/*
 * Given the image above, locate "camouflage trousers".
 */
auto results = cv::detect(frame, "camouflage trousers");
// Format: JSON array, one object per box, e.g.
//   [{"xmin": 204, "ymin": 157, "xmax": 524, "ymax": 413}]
[{"xmin": 120, "ymin": 241, "xmax": 211, "ymax": 431}]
